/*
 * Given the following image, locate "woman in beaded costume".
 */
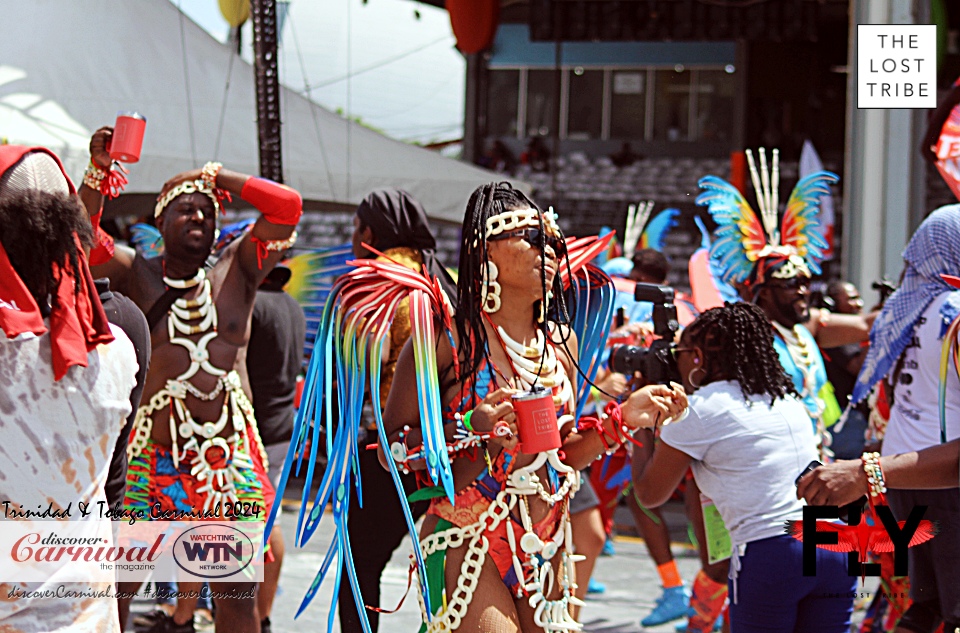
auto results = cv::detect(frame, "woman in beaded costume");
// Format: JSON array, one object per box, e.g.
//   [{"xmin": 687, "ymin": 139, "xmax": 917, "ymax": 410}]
[{"xmin": 380, "ymin": 183, "xmax": 687, "ymax": 632}]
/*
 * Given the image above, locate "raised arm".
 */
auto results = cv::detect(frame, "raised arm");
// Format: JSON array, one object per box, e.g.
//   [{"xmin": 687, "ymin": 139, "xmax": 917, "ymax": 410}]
[
  {"xmin": 80, "ymin": 126, "xmax": 136, "ymax": 292},
  {"xmin": 804, "ymin": 307, "xmax": 878, "ymax": 348},
  {"xmin": 157, "ymin": 166, "xmax": 302, "ymax": 287}
]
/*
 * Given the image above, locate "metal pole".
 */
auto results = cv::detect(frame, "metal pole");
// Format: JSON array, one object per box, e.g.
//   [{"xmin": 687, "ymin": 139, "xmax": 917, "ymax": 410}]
[{"xmin": 252, "ymin": 0, "xmax": 283, "ymax": 182}]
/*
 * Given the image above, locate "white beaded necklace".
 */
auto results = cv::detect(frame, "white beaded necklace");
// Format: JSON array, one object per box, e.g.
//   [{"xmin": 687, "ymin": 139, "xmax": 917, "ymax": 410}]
[
  {"xmin": 163, "ymin": 266, "xmax": 205, "ymax": 289},
  {"xmin": 494, "ymin": 322, "xmax": 573, "ymax": 410}
]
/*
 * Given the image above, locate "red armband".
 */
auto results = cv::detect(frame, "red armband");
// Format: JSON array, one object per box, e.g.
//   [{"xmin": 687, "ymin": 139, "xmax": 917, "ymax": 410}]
[
  {"xmin": 241, "ymin": 177, "xmax": 302, "ymax": 226},
  {"xmin": 87, "ymin": 211, "xmax": 115, "ymax": 266}
]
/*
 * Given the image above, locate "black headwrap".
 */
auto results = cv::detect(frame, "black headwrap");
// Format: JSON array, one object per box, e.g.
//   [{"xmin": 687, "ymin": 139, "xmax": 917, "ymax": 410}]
[{"xmin": 355, "ymin": 188, "xmax": 458, "ymax": 301}]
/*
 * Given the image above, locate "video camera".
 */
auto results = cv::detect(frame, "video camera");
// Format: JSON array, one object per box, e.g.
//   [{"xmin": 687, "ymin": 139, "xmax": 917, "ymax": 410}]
[{"xmin": 608, "ymin": 283, "xmax": 681, "ymax": 385}]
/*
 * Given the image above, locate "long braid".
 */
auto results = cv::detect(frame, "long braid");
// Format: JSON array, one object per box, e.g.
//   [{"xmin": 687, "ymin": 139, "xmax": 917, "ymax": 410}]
[
  {"xmin": 685, "ymin": 302, "xmax": 796, "ymax": 403},
  {"xmin": 454, "ymin": 182, "xmax": 578, "ymax": 401}
]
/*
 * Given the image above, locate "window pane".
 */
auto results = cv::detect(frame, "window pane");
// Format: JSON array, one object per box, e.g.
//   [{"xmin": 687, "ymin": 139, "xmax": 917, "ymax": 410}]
[
  {"xmin": 526, "ymin": 69, "xmax": 559, "ymax": 137},
  {"xmin": 488, "ymin": 70, "xmax": 519, "ymax": 137},
  {"xmin": 695, "ymin": 70, "xmax": 736, "ymax": 142},
  {"xmin": 567, "ymin": 69, "xmax": 603, "ymax": 139},
  {"xmin": 610, "ymin": 71, "xmax": 645, "ymax": 139},
  {"xmin": 653, "ymin": 69, "xmax": 691, "ymax": 141}
]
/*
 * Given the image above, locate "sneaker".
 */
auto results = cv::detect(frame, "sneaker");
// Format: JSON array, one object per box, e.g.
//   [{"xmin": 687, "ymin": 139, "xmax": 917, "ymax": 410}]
[
  {"xmin": 143, "ymin": 613, "xmax": 196, "ymax": 633},
  {"xmin": 260, "ymin": 617, "xmax": 272, "ymax": 633},
  {"xmin": 641, "ymin": 585, "xmax": 692, "ymax": 627},
  {"xmin": 601, "ymin": 538, "xmax": 616, "ymax": 557},
  {"xmin": 587, "ymin": 578, "xmax": 606, "ymax": 594},
  {"xmin": 133, "ymin": 608, "xmax": 173, "ymax": 629},
  {"xmin": 675, "ymin": 615, "xmax": 723, "ymax": 632}
]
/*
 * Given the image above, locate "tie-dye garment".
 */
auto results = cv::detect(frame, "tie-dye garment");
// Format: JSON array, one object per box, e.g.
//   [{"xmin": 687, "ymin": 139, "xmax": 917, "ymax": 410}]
[{"xmin": 0, "ymin": 324, "xmax": 137, "ymax": 633}]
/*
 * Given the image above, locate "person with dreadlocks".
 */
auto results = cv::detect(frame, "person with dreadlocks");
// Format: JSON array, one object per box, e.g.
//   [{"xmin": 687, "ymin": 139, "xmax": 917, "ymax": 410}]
[
  {"xmin": 79, "ymin": 126, "xmax": 302, "ymax": 633},
  {"xmin": 0, "ymin": 145, "xmax": 138, "ymax": 632},
  {"xmin": 633, "ymin": 302, "xmax": 857, "ymax": 633},
  {"xmin": 379, "ymin": 182, "xmax": 686, "ymax": 632}
]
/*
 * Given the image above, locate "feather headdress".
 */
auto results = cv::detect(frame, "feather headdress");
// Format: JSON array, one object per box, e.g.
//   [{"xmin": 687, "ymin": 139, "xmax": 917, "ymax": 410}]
[
  {"xmin": 696, "ymin": 148, "xmax": 837, "ymax": 286},
  {"xmin": 622, "ymin": 201, "xmax": 680, "ymax": 260}
]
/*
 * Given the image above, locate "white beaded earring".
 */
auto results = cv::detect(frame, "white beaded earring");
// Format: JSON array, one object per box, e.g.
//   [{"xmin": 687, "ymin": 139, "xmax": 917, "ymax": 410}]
[{"xmin": 481, "ymin": 261, "xmax": 502, "ymax": 313}]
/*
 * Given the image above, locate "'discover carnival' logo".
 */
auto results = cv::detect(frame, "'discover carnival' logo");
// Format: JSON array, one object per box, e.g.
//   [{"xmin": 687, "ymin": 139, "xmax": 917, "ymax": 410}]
[
  {"xmin": 786, "ymin": 504, "xmax": 938, "ymax": 581},
  {"xmin": 172, "ymin": 524, "xmax": 256, "ymax": 580}
]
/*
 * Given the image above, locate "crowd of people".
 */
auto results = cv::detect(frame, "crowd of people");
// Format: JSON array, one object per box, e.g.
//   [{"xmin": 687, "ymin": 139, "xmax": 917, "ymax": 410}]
[{"xmin": 1, "ymin": 111, "xmax": 960, "ymax": 633}]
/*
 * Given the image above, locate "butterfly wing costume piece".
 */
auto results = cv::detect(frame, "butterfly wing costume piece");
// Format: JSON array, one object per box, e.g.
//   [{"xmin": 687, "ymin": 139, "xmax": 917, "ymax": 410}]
[
  {"xmin": 283, "ymin": 244, "xmax": 354, "ymax": 358},
  {"xmin": 695, "ymin": 149, "xmax": 837, "ymax": 288}
]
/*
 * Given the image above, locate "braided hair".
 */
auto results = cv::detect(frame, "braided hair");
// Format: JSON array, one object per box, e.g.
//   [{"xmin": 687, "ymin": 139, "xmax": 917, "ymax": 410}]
[
  {"xmin": 0, "ymin": 190, "xmax": 93, "ymax": 312},
  {"xmin": 683, "ymin": 302, "xmax": 796, "ymax": 404},
  {"xmin": 454, "ymin": 182, "xmax": 577, "ymax": 395}
]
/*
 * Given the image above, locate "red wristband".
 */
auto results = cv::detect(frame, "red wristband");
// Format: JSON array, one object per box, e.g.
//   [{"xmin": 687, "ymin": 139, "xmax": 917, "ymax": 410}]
[{"xmin": 241, "ymin": 177, "xmax": 302, "ymax": 226}]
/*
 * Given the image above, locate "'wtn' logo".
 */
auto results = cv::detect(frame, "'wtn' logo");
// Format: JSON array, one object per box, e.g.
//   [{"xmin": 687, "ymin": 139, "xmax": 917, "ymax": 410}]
[
  {"xmin": 786, "ymin": 504, "xmax": 938, "ymax": 579},
  {"xmin": 180, "ymin": 541, "xmax": 244, "ymax": 564}
]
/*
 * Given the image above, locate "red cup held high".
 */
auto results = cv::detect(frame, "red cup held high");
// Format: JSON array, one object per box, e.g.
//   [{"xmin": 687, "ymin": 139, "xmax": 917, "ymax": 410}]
[
  {"xmin": 110, "ymin": 111, "xmax": 146, "ymax": 163},
  {"xmin": 512, "ymin": 386, "xmax": 561, "ymax": 455}
]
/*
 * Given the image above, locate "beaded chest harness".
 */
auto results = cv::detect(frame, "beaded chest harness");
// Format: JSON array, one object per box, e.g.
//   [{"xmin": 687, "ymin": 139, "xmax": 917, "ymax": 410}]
[
  {"xmin": 128, "ymin": 268, "xmax": 265, "ymax": 512},
  {"xmin": 417, "ymin": 322, "xmax": 584, "ymax": 632}
]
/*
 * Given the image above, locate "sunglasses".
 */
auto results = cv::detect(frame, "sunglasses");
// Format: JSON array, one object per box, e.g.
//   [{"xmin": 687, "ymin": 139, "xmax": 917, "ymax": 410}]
[
  {"xmin": 764, "ymin": 277, "xmax": 810, "ymax": 291},
  {"xmin": 488, "ymin": 228, "xmax": 566, "ymax": 257},
  {"xmin": 670, "ymin": 347, "xmax": 695, "ymax": 360}
]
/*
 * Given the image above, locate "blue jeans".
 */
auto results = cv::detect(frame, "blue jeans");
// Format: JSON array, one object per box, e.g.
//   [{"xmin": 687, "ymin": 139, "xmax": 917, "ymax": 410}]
[{"xmin": 729, "ymin": 534, "xmax": 856, "ymax": 633}]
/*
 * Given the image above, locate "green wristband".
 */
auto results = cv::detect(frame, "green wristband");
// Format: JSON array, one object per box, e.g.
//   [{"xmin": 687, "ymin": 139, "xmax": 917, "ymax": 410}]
[{"xmin": 462, "ymin": 410, "xmax": 474, "ymax": 432}]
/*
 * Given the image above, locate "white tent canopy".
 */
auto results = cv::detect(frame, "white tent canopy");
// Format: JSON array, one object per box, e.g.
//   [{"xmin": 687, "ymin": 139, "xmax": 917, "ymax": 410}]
[{"xmin": 0, "ymin": 0, "xmax": 513, "ymax": 222}]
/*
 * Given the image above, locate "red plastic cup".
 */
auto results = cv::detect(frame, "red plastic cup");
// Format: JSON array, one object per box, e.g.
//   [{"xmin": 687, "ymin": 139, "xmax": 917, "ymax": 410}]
[
  {"xmin": 512, "ymin": 387, "xmax": 561, "ymax": 454},
  {"xmin": 110, "ymin": 111, "xmax": 146, "ymax": 163}
]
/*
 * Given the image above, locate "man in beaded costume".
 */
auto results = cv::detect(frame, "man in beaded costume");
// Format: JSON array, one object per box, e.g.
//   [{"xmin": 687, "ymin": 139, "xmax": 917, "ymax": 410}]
[
  {"xmin": 697, "ymin": 148, "xmax": 874, "ymax": 452},
  {"xmin": 78, "ymin": 127, "xmax": 302, "ymax": 633}
]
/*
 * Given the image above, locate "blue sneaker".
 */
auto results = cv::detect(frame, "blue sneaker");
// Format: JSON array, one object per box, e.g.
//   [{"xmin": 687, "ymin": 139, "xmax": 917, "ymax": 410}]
[
  {"xmin": 674, "ymin": 615, "xmax": 723, "ymax": 632},
  {"xmin": 641, "ymin": 585, "xmax": 691, "ymax": 627},
  {"xmin": 601, "ymin": 538, "xmax": 615, "ymax": 557},
  {"xmin": 587, "ymin": 578, "xmax": 606, "ymax": 594}
]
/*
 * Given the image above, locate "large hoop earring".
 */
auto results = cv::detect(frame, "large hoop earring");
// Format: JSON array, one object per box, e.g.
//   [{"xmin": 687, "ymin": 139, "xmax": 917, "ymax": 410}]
[
  {"xmin": 688, "ymin": 366, "xmax": 705, "ymax": 390},
  {"xmin": 481, "ymin": 261, "xmax": 501, "ymax": 314}
]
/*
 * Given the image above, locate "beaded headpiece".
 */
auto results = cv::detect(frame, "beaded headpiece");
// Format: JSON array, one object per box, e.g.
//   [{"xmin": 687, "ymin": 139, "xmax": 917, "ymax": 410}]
[
  {"xmin": 154, "ymin": 180, "xmax": 221, "ymax": 219},
  {"xmin": 484, "ymin": 206, "xmax": 560, "ymax": 239},
  {"xmin": 696, "ymin": 147, "xmax": 838, "ymax": 287}
]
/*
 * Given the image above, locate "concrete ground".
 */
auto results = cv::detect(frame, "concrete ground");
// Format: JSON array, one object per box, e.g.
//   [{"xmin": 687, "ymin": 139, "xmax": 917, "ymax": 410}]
[{"xmin": 129, "ymin": 500, "xmax": 878, "ymax": 632}]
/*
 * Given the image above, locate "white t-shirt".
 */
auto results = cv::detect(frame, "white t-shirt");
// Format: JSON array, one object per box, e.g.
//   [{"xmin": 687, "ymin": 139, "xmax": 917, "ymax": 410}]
[
  {"xmin": 659, "ymin": 381, "xmax": 818, "ymax": 547},
  {"xmin": 0, "ymin": 323, "xmax": 137, "ymax": 633},
  {"xmin": 882, "ymin": 292, "xmax": 960, "ymax": 456}
]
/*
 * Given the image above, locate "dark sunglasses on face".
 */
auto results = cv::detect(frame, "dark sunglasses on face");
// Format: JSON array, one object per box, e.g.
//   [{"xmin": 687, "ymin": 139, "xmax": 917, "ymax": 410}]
[
  {"xmin": 488, "ymin": 228, "xmax": 566, "ymax": 257},
  {"xmin": 765, "ymin": 277, "xmax": 810, "ymax": 291}
]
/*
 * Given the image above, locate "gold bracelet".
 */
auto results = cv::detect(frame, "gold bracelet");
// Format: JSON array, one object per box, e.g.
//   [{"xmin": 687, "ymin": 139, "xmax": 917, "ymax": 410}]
[
  {"xmin": 861, "ymin": 451, "xmax": 886, "ymax": 499},
  {"xmin": 200, "ymin": 161, "xmax": 222, "ymax": 190},
  {"xmin": 83, "ymin": 160, "xmax": 108, "ymax": 191}
]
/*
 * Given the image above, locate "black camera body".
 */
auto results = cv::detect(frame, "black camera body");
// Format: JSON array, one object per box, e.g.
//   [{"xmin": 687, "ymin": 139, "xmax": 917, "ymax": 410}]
[{"xmin": 608, "ymin": 283, "xmax": 681, "ymax": 385}]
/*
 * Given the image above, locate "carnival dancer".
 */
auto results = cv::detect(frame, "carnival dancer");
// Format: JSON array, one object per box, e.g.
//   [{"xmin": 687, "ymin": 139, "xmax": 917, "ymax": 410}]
[
  {"xmin": 800, "ymin": 206, "xmax": 960, "ymax": 633},
  {"xmin": 80, "ymin": 126, "xmax": 302, "ymax": 633},
  {"xmin": 380, "ymin": 183, "xmax": 686, "ymax": 632},
  {"xmin": 265, "ymin": 181, "xmax": 686, "ymax": 633},
  {"xmin": 634, "ymin": 302, "xmax": 857, "ymax": 633},
  {"xmin": 697, "ymin": 148, "xmax": 873, "ymax": 453},
  {"xmin": 337, "ymin": 188, "xmax": 457, "ymax": 633},
  {"xmin": 0, "ymin": 145, "xmax": 138, "ymax": 632}
]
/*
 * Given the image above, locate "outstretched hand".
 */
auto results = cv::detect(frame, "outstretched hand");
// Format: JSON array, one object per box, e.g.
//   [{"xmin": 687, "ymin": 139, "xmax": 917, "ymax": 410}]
[
  {"xmin": 796, "ymin": 459, "xmax": 867, "ymax": 507},
  {"xmin": 621, "ymin": 382, "xmax": 687, "ymax": 430},
  {"xmin": 89, "ymin": 126, "xmax": 114, "ymax": 170}
]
